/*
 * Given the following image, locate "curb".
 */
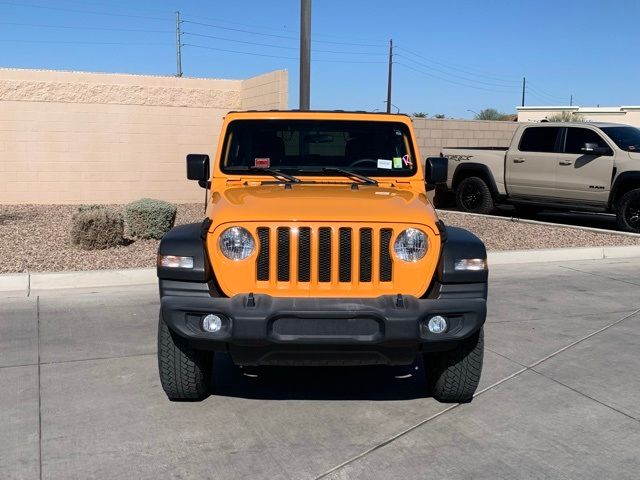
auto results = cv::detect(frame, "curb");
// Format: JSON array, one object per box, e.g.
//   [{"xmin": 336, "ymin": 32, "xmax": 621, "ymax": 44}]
[
  {"xmin": 488, "ymin": 245, "xmax": 640, "ymax": 265},
  {"xmin": 436, "ymin": 209, "xmax": 640, "ymax": 238},
  {"xmin": 2, "ymin": 245, "xmax": 640, "ymax": 296}
]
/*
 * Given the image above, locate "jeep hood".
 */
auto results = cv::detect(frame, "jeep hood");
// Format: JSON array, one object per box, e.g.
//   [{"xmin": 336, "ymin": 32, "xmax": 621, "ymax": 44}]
[{"xmin": 208, "ymin": 184, "xmax": 438, "ymax": 227}]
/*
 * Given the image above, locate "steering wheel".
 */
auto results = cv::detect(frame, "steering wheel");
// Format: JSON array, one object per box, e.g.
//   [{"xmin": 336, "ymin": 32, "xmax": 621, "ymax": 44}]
[{"xmin": 348, "ymin": 158, "xmax": 378, "ymax": 168}]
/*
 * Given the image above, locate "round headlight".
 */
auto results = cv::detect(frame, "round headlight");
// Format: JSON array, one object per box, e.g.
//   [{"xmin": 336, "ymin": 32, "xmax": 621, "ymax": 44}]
[
  {"xmin": 219, "ymin": 227, "xmax": 255, "ymax": 260},
  {"xmin": 394, "ymin": 228, "xmax": 428, "ymax": 262}
]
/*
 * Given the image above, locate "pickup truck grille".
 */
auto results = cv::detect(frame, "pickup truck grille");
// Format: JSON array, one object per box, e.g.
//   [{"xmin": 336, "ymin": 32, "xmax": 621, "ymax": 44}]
[{"xmin": 255, "ymin": 225, "xmax": 393, "ymax": 285}]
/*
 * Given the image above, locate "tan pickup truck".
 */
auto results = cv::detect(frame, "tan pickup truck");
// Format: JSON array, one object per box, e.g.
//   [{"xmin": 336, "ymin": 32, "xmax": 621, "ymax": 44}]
[{"xmin": 441, "ymin": 122, "xmax": 640, "ymax": 232}]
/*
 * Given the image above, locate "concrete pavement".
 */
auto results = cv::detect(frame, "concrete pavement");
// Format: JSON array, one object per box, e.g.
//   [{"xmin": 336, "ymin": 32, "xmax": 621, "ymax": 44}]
[{"xmin": 1, "ymin": 258, "xmax": 639, "ymax": 479}]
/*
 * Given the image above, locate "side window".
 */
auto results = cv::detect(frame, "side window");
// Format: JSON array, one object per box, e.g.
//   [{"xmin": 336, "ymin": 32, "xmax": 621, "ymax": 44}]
[
  {"xmin": 564, "ymin": 128, "xmax": 610, "ymax": 154},
  {"xmin": 518, "ymin": 127, "xmax": 561, "ymax": 153}
]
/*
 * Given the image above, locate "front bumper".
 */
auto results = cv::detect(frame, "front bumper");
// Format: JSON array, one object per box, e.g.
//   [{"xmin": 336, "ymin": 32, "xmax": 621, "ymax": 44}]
[{"xmin": 160, "ymin": 292, "xmax": 486, "ymax": 366}]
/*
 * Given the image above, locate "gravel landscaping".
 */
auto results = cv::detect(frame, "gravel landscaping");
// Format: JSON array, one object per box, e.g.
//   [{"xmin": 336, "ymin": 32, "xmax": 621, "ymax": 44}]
[{"xmin": 1, "ymin": 204, "xmax": 639, "ymax": 274}]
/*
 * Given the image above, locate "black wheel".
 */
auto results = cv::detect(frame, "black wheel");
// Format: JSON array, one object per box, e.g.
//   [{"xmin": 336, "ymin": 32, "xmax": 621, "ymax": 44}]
[
  {"xmin": 158, "ymin": 312, "xmax": 212, "ymax": 401},
  {"xmin": 514, "ymin": 205, "xmax": 543, "ymax": 218},
  {"xmin": 616, "ymin": 189, "xmax": 640, "ymax": 233},
  {"xmin": 455, "ymin": 177, "xmax": 494, "ymax": 214},
  {"xmin": 424, "ymin": 328, "xmax": 484, "ymax": 403}
]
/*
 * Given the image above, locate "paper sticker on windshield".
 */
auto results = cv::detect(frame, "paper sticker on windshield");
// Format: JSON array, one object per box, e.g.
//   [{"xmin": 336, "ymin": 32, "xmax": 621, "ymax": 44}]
[
  {"xmin": 402, "ymin": 155, "xmax": 413, "ymax": 168},
  {"xmin": 393, "ymin": 157, "xmax": 403, "ymax": 168},
  {"xmin": 377, "ymin": 159, "xmax": 392, "ymax": 169},
  {"xmin": 254, "ymin": 157, "xmax": 270, "ymax": 169}
]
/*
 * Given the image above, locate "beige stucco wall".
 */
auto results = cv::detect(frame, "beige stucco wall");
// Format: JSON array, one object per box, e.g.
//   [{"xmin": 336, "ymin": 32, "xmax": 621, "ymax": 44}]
[
  {"xmin": 517, "ymin": 106, "xmax": 640, "ymax": 127},
  {"xmin": 411, "ymin": 118, "xmax": 518, "ymax": 157},
  {"xmin": 0, "ymin": 68, "xmax": 287, "ymax": 204}
]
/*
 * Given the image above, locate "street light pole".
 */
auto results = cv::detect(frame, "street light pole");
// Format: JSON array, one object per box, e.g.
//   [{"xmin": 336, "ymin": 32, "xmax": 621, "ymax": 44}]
[{"xmin": 299, "ymin": 0, "xmax": 311, "ymax": 110}]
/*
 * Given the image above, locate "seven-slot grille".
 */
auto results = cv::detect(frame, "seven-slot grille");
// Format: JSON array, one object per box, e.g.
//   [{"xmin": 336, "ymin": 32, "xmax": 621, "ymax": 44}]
[{"xmin": 256, "ymin": 226, "xmax": 393, "ymax": 284}]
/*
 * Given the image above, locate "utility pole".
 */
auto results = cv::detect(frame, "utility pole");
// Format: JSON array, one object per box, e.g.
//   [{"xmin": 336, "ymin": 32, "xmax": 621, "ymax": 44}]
[
  {"xmin": 521, "ymin": 77, "xmax": 526, "ymax": 107},
  {"xmin": 570, "ymin": 94, "xmax": 573, "ymax": 106},
  {"xmin": 386, "ymin": 39, "xmax": 393, "ymax": 113},
  {"xmin": 299, "ymin": 0, "xmax": 311, "ymax": 110},
  {"xmin": 175, "ymin": 11, "xmax": 182, "ymax": 77}
]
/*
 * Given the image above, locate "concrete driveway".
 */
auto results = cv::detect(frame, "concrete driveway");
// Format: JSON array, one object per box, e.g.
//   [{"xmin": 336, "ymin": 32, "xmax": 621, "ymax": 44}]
[{"xmin": 1, "ymin": 258, "xmax": 639, "ymax": 479}]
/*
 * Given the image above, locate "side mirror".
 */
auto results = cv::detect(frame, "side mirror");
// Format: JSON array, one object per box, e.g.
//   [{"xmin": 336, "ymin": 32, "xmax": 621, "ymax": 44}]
[
  {"xmin": 426, "ymin": 157, "xmax": 448, "ymax": 187},
  {"xmin": 186, "ymin": 154, "xmax": 210, "ymax": 188},
  {"xmin": 580, "ymin": 143, "xmax": 610, "ymax": 156}
]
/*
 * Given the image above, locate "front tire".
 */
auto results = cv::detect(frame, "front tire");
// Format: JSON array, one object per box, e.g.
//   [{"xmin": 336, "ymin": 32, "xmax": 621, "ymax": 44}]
[
  {"xmin": 424, "ymin": 328, "xmax": 484, "ymax": 403},
  {"xmin": 455, "ymin": 177, "xmax": 494, "ymax": 214},
  {"xmin": 158, "ymin": 313, "xmax": 212, "ymax": 401},
  {"xmin": 616, "ymin": 188, "xmax": 640, "ymax": 233}
]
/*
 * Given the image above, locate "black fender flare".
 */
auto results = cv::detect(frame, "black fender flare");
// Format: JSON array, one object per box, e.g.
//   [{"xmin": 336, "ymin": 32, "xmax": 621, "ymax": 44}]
[
  {"xmin": 609, "ymin": 171, "xmax": 640, "ymax": 209},
  {"xmin": 451, "ymin": 163, "xmax": 500, "ymax": 199},
  {"xmin": 435, "ymin": 225, "xmax": 488, "ymax": 284},
  {"xmin": 157, "ymin": 220, "xmax": 212, "ymax": 282}
]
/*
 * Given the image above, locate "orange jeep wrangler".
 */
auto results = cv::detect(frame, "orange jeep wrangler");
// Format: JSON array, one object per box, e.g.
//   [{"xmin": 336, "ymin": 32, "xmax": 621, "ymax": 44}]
[{"xmin": 157, "ymin": 111, "xmax": 487, "ymax": 403}]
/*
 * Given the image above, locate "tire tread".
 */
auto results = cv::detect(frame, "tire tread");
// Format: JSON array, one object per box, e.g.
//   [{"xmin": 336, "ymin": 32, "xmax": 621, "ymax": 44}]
[{"xmin": 157, "ymin": 314, "xmax": 211, "ymax": 400}]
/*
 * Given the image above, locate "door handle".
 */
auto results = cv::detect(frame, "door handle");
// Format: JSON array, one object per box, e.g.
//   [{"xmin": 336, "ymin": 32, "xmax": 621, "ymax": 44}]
[
  {"xmin": 559, "ymin": 160, "xmax": 573, "ymax": 166},
  {"xmin": 513, "ymin": 158, "xmax": 525, "ymax": 164}
]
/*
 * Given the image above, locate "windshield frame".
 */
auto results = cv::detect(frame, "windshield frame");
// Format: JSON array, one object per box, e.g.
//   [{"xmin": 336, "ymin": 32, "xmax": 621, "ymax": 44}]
[{"xmin": 218, "ymin": 118, "xmax": 419, "ymax": 178}]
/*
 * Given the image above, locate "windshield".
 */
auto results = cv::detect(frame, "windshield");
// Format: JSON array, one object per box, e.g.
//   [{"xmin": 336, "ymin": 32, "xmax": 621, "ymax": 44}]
[
  {"xmin": 221, "ymin": 119, "xmax": 417, "ymax": 177},
  {"xmin": 601, "ymin": 126, "xmax": 640, "ymax": 152}
]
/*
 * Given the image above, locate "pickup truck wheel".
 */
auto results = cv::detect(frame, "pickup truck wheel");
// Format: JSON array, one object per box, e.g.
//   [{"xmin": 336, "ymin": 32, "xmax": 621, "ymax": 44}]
[
  {"xmin": 455, "ymin": 177, "xmax": 494, "ymax": 214},
  {"xmin": 616, "ymin": 189, "xmax": 640, "ymax": 233},
  {"xmin": 158, "ymin": 313, "xmax": 212, "ymax": 401},
  {"xmin": 424, "ymin": 328, "xmax": 484, "ymax": 403}
]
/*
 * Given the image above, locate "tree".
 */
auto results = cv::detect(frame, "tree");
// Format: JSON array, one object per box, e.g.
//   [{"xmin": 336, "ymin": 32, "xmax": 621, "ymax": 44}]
[
  {"xmin": 474, "ymin": 108, "xmax": 510, "ymax": 121},
  {"xmin": 412, "ymin": 112, "xmax": 428, "ymax": 118},
  {"xmin": 433, "ymin": 113, "xmax": 446, "ymax": 119},
  {"xmin": 545, "ymin": 111, "xmax": 585, "ymax": 122}
]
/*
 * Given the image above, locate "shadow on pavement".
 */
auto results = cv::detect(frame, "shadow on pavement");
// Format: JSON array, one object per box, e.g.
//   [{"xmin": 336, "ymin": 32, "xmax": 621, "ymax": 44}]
[{"xmin": 210, "ymin": 352, "xmax": 429, "ymax": 401}]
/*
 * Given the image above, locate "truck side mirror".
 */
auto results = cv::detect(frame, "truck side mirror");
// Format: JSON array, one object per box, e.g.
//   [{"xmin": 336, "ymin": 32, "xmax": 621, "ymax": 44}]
[
  {"xmin": 186, "ymin": 154, "xmax": 210, "ymax": 188},
  {"xmin": 426, "ymin": 157, "xmax": 448, "ymax": 186},
  {"xmin": 580, "ymin": 143, "xmax": 611, "ymax": 156}
]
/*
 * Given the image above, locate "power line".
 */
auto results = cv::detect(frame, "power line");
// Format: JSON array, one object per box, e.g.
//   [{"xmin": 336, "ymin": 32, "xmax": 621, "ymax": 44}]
[
  {"xmin": 183, "ymin": 31, "xmax": 298, "ymax": 50},
  {"xmin": 182, "ymin": 31, "xmax": 385, "ymax": 56},
  {"xmin": 182, "ymin": 19, "xmax": 384, "ymax": 48},
  {"xmin": 0, "ymin": 21, "xmax": 171, "ymax": 33},
  {"xmin": 396, "ymin": 62, "xmax": 521, "ymax": 94},
  {"xmin": 526, "ymin": 83, "xmax": 567, "ymax": 101},
  {"xmin": 0, "ymin": 1, "xmax": 172, "ymax": 21},
  {"xmin": 180, "ymin": 12, "xmax": 386, "ymax": 45},
  {"xmin": 184, "ymin": 43, "xmax": 385, "ymax": 64},
  {"xmin": 0, "ymin": 38, "xmax": 172, "ymax": 46},
  {"xmin": 395, "ymin": 53, "xmax": 521, "ymax": 89},
  {"xmin": 183, "ymin": 43, "xmax": 297, "ymax": 60},
  {"xmin": 395, "ymin": 45, "xmax": 521, "ymax": 84},
  {"xmin": 183, "ymin": 20, "xmax": 298, "ymax": 40}
]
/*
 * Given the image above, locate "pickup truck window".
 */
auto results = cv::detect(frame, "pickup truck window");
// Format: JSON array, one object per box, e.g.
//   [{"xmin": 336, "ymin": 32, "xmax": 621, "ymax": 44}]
[
  {"xmin": 518, "ymin": 127, "xmax": 561, "ymax": 153},
  {"xmin": 564, "ymin": 127, "xmax": 610, "ymax": 154},
  {"xmin": 221, "ymin": 119, "xmax": 417, "ymax": 177},
  {"xmin": 601, "ymin": 126, "xmax": 640, "ymax": 152}
]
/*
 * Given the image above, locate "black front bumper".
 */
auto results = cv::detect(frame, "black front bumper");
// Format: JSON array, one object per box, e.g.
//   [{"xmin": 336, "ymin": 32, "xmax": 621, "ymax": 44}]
[{"xmin": 160, "ymin": 290, "xmax": 486, "ymax": 366}]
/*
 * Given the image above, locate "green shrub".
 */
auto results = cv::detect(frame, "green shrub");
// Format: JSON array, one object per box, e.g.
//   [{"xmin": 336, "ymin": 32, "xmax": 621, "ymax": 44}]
[
  {"xmin": 70, "ymin": 206, "xmax": 124, "ymax": 250},
  {"xmin": 125, "ymin": 198, "xmax": 177, "ymax": 239}
]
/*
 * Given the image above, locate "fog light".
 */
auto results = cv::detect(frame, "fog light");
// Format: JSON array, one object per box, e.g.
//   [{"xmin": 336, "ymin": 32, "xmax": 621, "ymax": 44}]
[
  {"xmin": 427, "ymin": 315, "xmax": 448, "ymax": 334},
  {"xmin": 202, "ymin": 314, "xmax": 222, "ymax": 333}
]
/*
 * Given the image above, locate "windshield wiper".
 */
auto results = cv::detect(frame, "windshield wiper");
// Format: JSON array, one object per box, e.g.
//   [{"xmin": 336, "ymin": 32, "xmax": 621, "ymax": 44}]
[
  {"xmin": 322, "ymin": 168, "xmax": 378, "ymax": 186},
  {"xmin": 246, "ymin": 167, "xmax": 301, "ymax": 183}
]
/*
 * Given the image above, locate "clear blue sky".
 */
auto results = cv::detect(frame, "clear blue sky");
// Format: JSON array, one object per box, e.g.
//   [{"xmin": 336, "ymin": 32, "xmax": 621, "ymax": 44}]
[{"xmin": 1, "ymin": 0, "xmax": 638, "ymax": 118}]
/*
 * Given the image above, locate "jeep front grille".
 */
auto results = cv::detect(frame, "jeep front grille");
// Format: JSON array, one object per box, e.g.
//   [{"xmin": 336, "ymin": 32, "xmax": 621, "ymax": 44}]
[{"xmin": 256, "ymin": 226, "xmax": 393, "ymax": 285}]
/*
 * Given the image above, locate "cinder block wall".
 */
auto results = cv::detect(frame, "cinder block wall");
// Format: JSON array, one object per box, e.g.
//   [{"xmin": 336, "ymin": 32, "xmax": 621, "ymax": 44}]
[
  {"xmin": 0, "ymin": 68, "xmax": 288, "ymax": 204},
  {"xmin": 411, "ymin": 118, "xmax": 518, "ymax": 157}
]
